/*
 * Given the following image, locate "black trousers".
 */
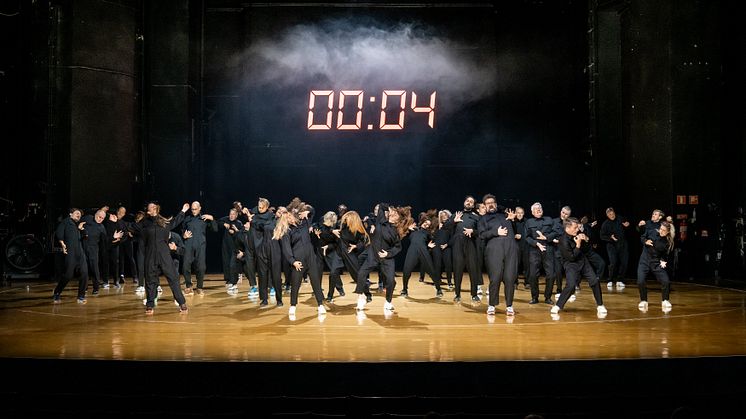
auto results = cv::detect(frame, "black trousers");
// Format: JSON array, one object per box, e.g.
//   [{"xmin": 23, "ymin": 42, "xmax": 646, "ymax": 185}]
[
  {"xmin": 107, "ymin": 245, "xmax": 120, "ymax": 283},
  {"xmin": 84, "ymin": 246, "xmax": 101, "ymax": 292},
  {"xmin": 637, "ymin": 252, "xmax": 671, "ymax": 301},
  {"xmin": 236, "ymin": 250, "xmax": 258, "ymax": 287},
  {"xmin": 517, "ymin": 241, "xmax": 530, "ymax": 281},
  {"xmin": 528, "ymin": 245, "xmax": 556, "ymax": 300},
  {"xmin": 356, "ymin": 255, "xmax": 396, "ymax": 303},
  {"xmin": 144, "ymin": 251, "xmax": 186, "ymax": 309},
  {"xmin": 322, "ymin": 251, "xmax": 345, "ymax": 298},
  {"xmin": 402, "ymin": 245, "xmax": 441, "ymax": 292},
  {"xmin": 221, "ymin": 240, "xmax": 237, "ymax": 285},
  {"xmin": 119, "ymin": 240, "xmax": 138, "ymax": 282},
  {"xmin": 606, "ymin": 240, "xmax": 629, "ymax": 281},
  {"xmin": 258, "ymin": 241, "xmax": 283, "ymax": 304},
  {"xmin": 54, "ymin": 253, "xmax": 89, "ymax": 299},
  {"xmin": 585, "ymin": 250, "xmax": 606, "ymax": 282},
  {"xmin": 289, "ymin": 255, "xmax": 324, "ymax": 306},
  {"xmin": 484, "ymin": 238, "xmax": 518, "ymax": 307},
  {"xmin": 452, "ymin": 237, "xmax": 480, "ymax": 298},
  {"xmin": 556, "ymin": 259, "xmax": 603, "ymax": 309},
  {"xmin": 432, "ymin": 245, "xmax": 453, "ymax": 285},
  {"xmin": 183, "ymin": 242, "xmax": 207, "ymax": 289}
]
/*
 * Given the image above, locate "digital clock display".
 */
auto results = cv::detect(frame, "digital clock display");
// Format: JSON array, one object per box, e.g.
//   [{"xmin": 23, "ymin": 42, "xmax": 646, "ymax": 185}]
[
  {"xmin": 203, "ymin": 3, "xmax": 589, "ymax": 213},
  {"xmin": 307, "ymin": 90, "xmax": 436, "ymax": 130}
]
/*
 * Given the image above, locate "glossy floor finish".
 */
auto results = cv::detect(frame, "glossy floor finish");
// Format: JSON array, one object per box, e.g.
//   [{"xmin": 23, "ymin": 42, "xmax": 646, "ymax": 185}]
[{"xmin": 1, "ymin": 274, "xmax": 745, "ymax": 362}]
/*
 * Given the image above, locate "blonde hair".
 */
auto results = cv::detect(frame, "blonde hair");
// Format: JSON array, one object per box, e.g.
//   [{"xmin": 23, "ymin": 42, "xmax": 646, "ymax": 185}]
[
  {"xmin": 341, "ymin": 210, "xmax": 369, "ymax": 243},
  {"xmin": 323, "ymin": 211, "xmax": 337, "ymax": 227},
  {"xmin": 272, "ymin": 211, "xmax": 297, "ymax": 241},
  {"xmin": 660, "ymin": 221, "xmax": 675, "ymax": 252}
]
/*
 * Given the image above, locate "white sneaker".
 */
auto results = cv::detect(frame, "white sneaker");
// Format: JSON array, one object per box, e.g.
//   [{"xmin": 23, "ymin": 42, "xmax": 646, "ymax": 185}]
[
  {"xmin": 616, "ymin": 281, "xmax": 625, "ymax": 289},
  {"xmin": 662, "ymin": 300, "xmax": 672, "ymax": 311},
  {"xmin": 157, "ymin": 286, "xmax": 163, "ymax": 293},
  {"xmin": 555, "ymin": 293, "xmax": 561, "ymax": 301},
  {"xmin": 638, "ymin": 301, "xmax": 649, "ymax": 311},
  {"xmin": 569, "ymin": 294, "xmax": 576, "ymax": 303},
  {"xmin": 288, "ymin": 306, "xmax": 296, "ymax": 316},
  {"xmin": 477, "ymin": 287, "xmax": 483, "ymax": 295},
  {"xmin": 486, "ymin": 305, "xmax": 496, "ymax": 315},
  {"xmin": 356, "ymin": 294, "xmax": 366, "ymax": 311},
  {"xmin": 597, "ymin": 305, "xmax": 608, "ymax": 315},
  {"xmin": 383, "ymin": 301, "xmax": 395, "ymax": 311},
  {"xmin": 135, "ymin": 286, "xmax": 145, "ymax": 293},
  {"xmin": 550, "ymin": 305, "xmax": 560, "ymax": 314},
  {"xmin": 227, "ymin": 283, "xmax": 238, "ymax": 292},
  {"xmin": 506, "ymin": 306, "xmax": 515, "ymax": 316},
  {"xmin": 607, "ymin": 282, "xmax": 613, "ymax": 289},
  {"xmin": 318, "ymin": 305, "xmax": 326, "ymax": 315}
]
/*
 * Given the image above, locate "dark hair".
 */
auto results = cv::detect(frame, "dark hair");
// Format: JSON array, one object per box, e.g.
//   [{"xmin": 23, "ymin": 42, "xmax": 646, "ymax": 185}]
[
  {"xmin": 482, "ymin": 193, "xmax": 496, "ymax": 203},
  {"xmin": 563, "ymin": 217, "xmax": 579, "ymax": 228}
]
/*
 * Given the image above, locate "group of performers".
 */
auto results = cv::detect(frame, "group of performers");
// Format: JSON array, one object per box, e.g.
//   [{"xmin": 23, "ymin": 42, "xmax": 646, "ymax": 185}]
[{"xmin": 52, "ymin": 195, "xmax": 676, "ymax": 317}]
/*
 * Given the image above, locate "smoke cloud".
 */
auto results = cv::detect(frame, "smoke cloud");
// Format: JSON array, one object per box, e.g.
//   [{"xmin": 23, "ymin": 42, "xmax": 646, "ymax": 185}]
[{"xmin": 237, "ymin": 18, "xmax": 498, "ymax": 113}]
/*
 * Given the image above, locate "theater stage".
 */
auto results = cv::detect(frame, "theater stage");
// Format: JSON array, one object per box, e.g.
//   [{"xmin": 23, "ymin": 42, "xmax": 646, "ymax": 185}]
[{"xmin": 1, "ymin": 274, "xmax": 745, "ymax": 418}]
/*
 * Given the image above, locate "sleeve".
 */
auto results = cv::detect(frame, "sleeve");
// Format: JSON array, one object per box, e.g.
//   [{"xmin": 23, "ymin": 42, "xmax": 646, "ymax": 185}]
[
  {"xmin": 169, "ymin": 209, "xmax": 186, "ymax": 231},
  {"xmin": 559, "ymin": 236, "xmax": 582, "ymax": 262},
  {"xmin": 55, "ymin": 222, "xmax": 66, "ymax": 242},
  {"xmin": 478, "ymin": 217, "xmax": 498, "ymax": 241},
  {"xmin": 525, "ymin": 221, "xmax": 538, "ymax": 247},
  {"xmin": 599, "ymin": 221, "xmax": 612, "ymax": 242},
  {"xmin": 281, "ymin": 234, "xmax": 297, "ymax": 266},
  {"xmin": 385, "ymin": 237, "xmax": 402, "ymax": 259}
]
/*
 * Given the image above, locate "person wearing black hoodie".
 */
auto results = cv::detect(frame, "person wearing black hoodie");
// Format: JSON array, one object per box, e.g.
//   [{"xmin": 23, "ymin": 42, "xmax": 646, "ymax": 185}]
[
  {"xmin": 478, "ymin": 195, "xmax": 518, "ymax": 316},
  {"xmin": 445, "ymin": 196, "xmax": 481, "ymax": 303}
]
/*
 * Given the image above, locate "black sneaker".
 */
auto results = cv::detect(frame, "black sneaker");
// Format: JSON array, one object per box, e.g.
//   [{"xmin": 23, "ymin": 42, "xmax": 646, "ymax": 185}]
[
  {"xmin": 259, "ymin": 300, "xmax": 268, "ymax": 306},
  {"xmin": 400, "ymin": 290, "xmax": 408, "ymax": 297},
  {"xmin": 472, "ymin": 296, "xmax": 480, "ymax": 303},
  {"xmin": 453, "ymin": 296, "xmax": 461, "ymax": 303},
  {"xmin": 544, "ymin": 298, "xmax": 554, "ymax": 305},
  {"xmin": 366, "ymin": 295, "xmax": 372, "ymax": 303},
  {"xmin": 528, "ymin": 298, "xmax": 539, "ymax": 304},
  {"xmin": 436, "ymin": 291, "xmax": 443, "ymax": 298},
  {"xmin": 276, "ymin": 301, "xmax": 284, "ymax": 307}
]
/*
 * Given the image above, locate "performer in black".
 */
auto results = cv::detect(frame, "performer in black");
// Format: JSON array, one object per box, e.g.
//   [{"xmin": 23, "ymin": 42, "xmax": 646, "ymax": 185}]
[
  {"xmin": 577, "ymin": 215, "xmax": 605, "ymax": 291},
  {"xmin": 116, "ymin": 206, "xmax": 139, "ymax": 286},
  {"xmin": 478, "ymin": 195, "xmax": 518, "ymax": 316},
  {"xmin": 248, "ymin": 198, "xmax": 283, "ymax": 306},
  {"xmin": 129, "ymin": 202, "xmax": 189, "ymax": 314},
  {"xmin": 276, "ymin": 203, "xmax": 326, "ymax": 318},
  {"xmin": 180, "ymin": 201, "xmax": 217, "ymax": 295},
  {"xmin": 513, "ymin": 206, "xmax": 529, "ymax": 288},
  {"xmin": 445, "ymin": 196, "xmax": 481, "ymax": 303},
  {"xmin": 551, "ymin": 217, "xmax": 607, "ymax": 317},
  {"xmin": 332, "ymin": 210, "xmax": 371, "ymax": 301},
  {"xmin": 432, "ymin": 210, "xmax": 453, "ymax": 290},
  {"xmin": 235, "ymin": 221, "xmax": 258, "ymax": 294},
  {"xmin": 313, "ymin": 211, "xmax": 345, "ymax": 302},
  {"xmin": 600, "ymin": 207, "xmax": 631, "ymax": 289},
  {"xmin": 53, "ymin": 208, "xmax": 91, "ymax": 303},
  {"xmin": 400, "ymin": 211, "xmax": 442, "ymax": 298},
  {"xmin": 218, "ymin": 208, "xmax": 243, "ymax": 294},
  {"xmin": 355, "ymin": 203, "xmax": 413, "ymax": 312},
  {"xmin": 525, "ymin": 202, "xmax": 558, "ymax": 305},
  {"xmin": 637, "ymin": 220, "xmax": 675, "ymax": 312},
  {"xmin": 81, "ymin": 209, "xmax": 118, "ymax": 296}
]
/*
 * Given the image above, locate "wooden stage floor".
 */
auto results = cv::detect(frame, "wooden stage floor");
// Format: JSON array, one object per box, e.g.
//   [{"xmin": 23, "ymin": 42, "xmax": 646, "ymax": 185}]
[{"xmin": 1, "ymin": 274, "xmax": 745, "ymax": 362}]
